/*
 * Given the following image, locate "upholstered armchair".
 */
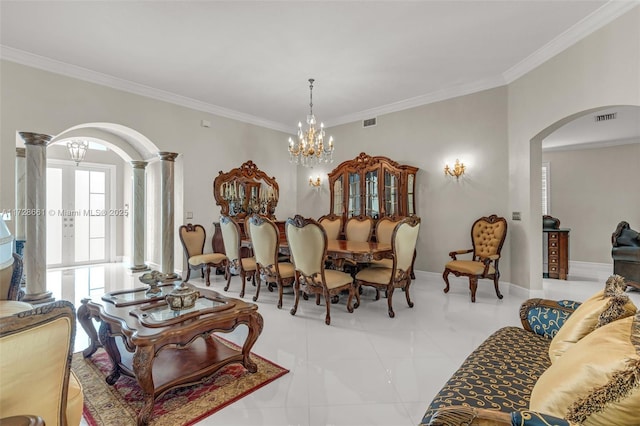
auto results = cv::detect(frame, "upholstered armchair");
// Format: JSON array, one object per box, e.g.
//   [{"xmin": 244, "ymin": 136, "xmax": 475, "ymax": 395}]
[
  {"xmin": 612, "ymin": 221, "xmax": 640, "ymax": 287},
  {"xmin": 0, "ymin": 253, "xmax": 24, "ymax": 301},
  {"xmin": 219, "ymin": 215, "xmax": 256, "ymax": 297},
  {"xmin": 179, "ymin": 223, "xmax": 228, "ymax": 286},
  {"xmin": 443, "ymin": 214, "xmax": 508, "ymax": 302},
  {"xmin": 245, "ymin": 214, "xmax": 295, "ymax": 308},
  {"xmin": 286, "ymin": 215, "xmax": 358, "ymax": 325},
  {"xmin": 354, "ymin": 216, "xmax": 421, "ymax": 317},
  {"xmin": 0, "ymin": 300, "xmax": 84, "ymax": 426}
]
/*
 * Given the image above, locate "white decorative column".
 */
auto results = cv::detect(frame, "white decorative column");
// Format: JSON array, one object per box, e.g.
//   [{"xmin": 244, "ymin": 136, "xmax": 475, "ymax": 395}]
[
  {"xmin": 14, "ymin": 148, "xmax": 26, "ymax": 256},
  {"xmin": 130, "ymin": 161, "xmax": 149, "ymax": 271},
  {"xmin": 20, "ymin": 132, "xmax": 54, "ymax": 303},
  {"xmin": 158, "ymin": 152, "xmax": 179, "ymax": 279}
]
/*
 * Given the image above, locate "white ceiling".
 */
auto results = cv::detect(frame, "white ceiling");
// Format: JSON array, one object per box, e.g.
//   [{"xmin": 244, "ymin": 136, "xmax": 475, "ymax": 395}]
[{"xmin": 1, "ymin": 0, "xmax": 638, "ymax": 146}]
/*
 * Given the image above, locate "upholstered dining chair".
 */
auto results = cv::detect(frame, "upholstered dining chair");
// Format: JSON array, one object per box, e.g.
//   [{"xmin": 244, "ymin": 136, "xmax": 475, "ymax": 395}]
[
  {"xmin": 442, "ymin": 214, "xmax": 508, "ymax": 302},
  {"xmin": 369, "ymin": 216, "xmax": 401, "ymax": 269},
  {"xmin": 318, "ymin": 213, "xmax": 343, "ymax": 240},
  {"xmin": 354, "ymin": 216, "xmax": 421, "ymax": 318},
  {"xmin": 0, "ymin": 300, "xmax": 84, "ymax": 426},
  {"xmin": 179, "ymin": 223, "xmax": 228, "ymax": 286},
  {"xmin": 219, "ymin": 215, "xmax": 257, "ymax": 298},
  {"xmin": 345, "ymin": 215, "xmax": 374, "ymax": 242},
  {"xmin": 245, "ymin": 214, "xmax": 295, "ymax": 308},
  {"xmin": 286, "ymin": 215, "xmax": 359, "ymax": 325}
]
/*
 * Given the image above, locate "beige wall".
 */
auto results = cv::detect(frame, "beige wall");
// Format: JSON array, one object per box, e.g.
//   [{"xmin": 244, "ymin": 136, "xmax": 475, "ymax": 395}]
[
  {"xmin": 508, "ymin": 7, "xmax": 640, "ymax": 292},
  {"xmin": 542, "ymin": 142, "xmax": 640, "ymax": 264},
  {"xmin": 305, "ymin": 87, "xmax": 510, "ymax": 276},
  {"xmin": 0, "ymin": 60, "xmax": 295, "ymax": 269},
  {"xmin": 1, "ymin": 6, "xmax": 638, "ymax": 289}
]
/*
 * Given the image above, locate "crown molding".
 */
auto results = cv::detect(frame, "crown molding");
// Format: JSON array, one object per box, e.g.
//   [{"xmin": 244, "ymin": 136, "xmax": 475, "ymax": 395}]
[
  {"xmin": 0, "ymin": 46, "xmax": 293, "ymax": 134},
  {"xmin": 503, "ymin": 1, "xmax": 639, "ymax": 83},
  {"xmin": 542, "ymin": 136, "xmax": 640, "ymax": 152},
  {"xmin": 326, "ymin": 75, "xmax": 507, "ymax": 128}
]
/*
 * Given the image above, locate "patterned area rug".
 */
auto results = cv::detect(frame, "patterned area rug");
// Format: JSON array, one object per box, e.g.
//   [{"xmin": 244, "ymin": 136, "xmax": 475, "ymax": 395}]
[{"xmin": 72, "ymin": 337, "xmax": 289, "ymax": 426}]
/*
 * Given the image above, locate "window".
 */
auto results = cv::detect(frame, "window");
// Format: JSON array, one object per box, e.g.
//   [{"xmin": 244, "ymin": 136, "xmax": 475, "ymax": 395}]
[{"xmin": 542, "ymin": 162, "xmax": 550, "ymax": 215}]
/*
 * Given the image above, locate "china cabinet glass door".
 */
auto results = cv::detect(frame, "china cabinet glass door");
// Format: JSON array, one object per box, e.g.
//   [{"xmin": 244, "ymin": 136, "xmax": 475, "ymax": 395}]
[
  {"xmin": 365, "ymin": 170, "xmax": 379, "ymax": 218},
  {"xmin": 407, "ymin": 173, "xmax": 416, "ymax": 215},
  {"xmin": 384, "ymin": 170, "xmax": 399, "ymax": 216},
  {"xmin": 332, "ymin": 176, "xmax": 344, "ymax": 215},
  {"xmin": 348, "ymin": 172, "xmax": 361, "ymax": 217}
]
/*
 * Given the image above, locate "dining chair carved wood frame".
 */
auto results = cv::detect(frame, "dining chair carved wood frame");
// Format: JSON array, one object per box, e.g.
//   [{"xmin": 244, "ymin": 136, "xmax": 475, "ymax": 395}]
[
  {"xmin": 354, "ymin": 216, "xmax": 421, "ymax": 318},
  {"xmin": 286, "ymin": 215, "xmax": 360, "ymax": 325},
  {"xmin": 442, "ymin": 214, "xmax": 508, "ymax": 303},
  {"xmin": 179, "ymin": 223, "xmax": 228, "ymax": 286},
  {"xmin": 245, "ymin": 214, "xmax": 295, "ymax": 308},
  {"xmin": 219, "ymin": 215, "xmax": 257, "ymax": 298}
]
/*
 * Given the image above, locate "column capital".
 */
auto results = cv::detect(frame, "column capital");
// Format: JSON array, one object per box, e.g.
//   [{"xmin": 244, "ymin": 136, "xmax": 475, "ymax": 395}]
[
  {"xmin": 131, "ymin": 160, "xmax": 149, "ymax": 169},
  {"xmin": 16, "ymin": 147, "xmax": 26, "ymax": 158},
  {"xmin": 19, "ymin": 132, "xmax": 52, "ymax": 146},
  {"xmin": 158, "ymin": 152, "xmax": 179, "ymax": 162}
]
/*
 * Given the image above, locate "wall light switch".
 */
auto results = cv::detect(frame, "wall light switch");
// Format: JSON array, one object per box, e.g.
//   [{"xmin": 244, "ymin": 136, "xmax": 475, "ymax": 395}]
[
  {"xmin": 512, "ymin": 212, "xmax": 521, "ymax": 221},
  {"xmin": 201, "ymin": 119, "xmax": 211, "ymax": 128},
  {"xmin": 186, "ymin": 211, "xmax": 193, "ymax": 219}
]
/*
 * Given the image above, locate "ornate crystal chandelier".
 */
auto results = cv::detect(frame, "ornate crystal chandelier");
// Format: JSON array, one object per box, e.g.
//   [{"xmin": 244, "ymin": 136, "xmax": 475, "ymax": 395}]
[{"xmin": 288, "ymin": 78, "xmax": 334, "ymax": 167}]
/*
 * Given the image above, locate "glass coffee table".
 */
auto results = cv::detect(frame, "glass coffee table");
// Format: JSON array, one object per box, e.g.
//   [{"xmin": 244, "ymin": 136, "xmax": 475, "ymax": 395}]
[{"xmin": 77, "ymin": 282, "xmax": 263, "ymax": 426}]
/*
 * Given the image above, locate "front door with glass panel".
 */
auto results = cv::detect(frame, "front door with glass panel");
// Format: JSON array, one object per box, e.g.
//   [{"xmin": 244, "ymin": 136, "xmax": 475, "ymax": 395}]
[{"xmin": 47, "ymin": 161, "xmax": 111, "ymax": 267}]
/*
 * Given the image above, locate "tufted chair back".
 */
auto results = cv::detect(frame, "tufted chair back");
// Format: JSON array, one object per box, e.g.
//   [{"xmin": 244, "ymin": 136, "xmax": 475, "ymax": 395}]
[
  {"xmin": 179, "ymin": 224, "xmax": 206, "ymax": 257},
  {"xmin": 471, "ymin": 215, "xmax": 507, "ymax": 259},
  {"xmin": 246, "ymin": 214, "xmax": 278, "ymax": 268},
  {"xmin": 286, "ymin": 217, "xmax": 326, "ymax": 277},
  {"xmin": 345, "ymin": 215, "xmax": 374, "ymax": 242}
]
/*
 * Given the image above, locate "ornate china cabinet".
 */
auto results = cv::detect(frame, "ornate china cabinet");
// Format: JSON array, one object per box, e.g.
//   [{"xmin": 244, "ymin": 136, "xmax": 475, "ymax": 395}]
[
  {"xmin": 212, "ymin": 161, "xmax": 284, "ymax": 258},
  {"xmin": 328, "ymin": 152, "xmax": 418, "ymax": 225}
]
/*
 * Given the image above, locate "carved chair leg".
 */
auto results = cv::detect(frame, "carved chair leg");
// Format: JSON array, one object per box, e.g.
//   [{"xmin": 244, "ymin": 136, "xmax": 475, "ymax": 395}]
[
  {"xmin": 443, "ymin": 269, "xmax": 451, "ymax": 293},
  {"xmin": 253, "ymin": 273, "xmax": 261, "ymax": 302},
  {"xmin": 405, "ymin": 282, "xmax": 414, "ymax": 308},
  {"xmin": 185, "ymin": 267, "xmax": 191, "ymax": 282},
  {"xmin": 277, "ymin": 279, "xmax": 284, "ymax": 309},
  {"xmin": 316, "ymin": 294, "xmax": 321, "ymax": 305},
  {"xmin": 469, "ymin": 276, "xmax": 478, "ymax": 303},
  {"xmin": 324, "ymin": 289, "xmax": 332, "ymax": 325},
  {"xmin": 205, "ymin": 265, "xmax": 211, "ymax": 286},
  {"xmin": 239, "ymin": 271, "xmax": 247, "ymax": 298},
  {"xmin": 493, "ymin": 275, "xmax": 503, "ymax": 299},
  {"xmin": 353, "ymin": 283, "xmax": 361, "ymax": 309},
  {"xmin": 224, "ymin": 265, "xmax": 232, "ymax": 291},
  {"xmin": 346, "ymin": 287, "xmax": 354, "ymax": 313},
  {"xmin": 374, "ymin": 288, "xmax": 380, "ymax": 300},
  {"xmin": 290, "ymin": 274, "xmax": 300, "ymax": 316},
  {"xmin": 387, "ymin": 286, "xmax": 396, "ymax": 318},
  {"xmin": 201, "ymin": 267, "xmax": 205, "ymax": 279}
]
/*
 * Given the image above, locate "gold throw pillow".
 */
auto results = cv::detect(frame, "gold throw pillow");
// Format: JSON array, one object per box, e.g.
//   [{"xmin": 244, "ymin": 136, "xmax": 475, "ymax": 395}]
[
  {"xmin": 548, "ymin": 276, "xmax": 636, "ymax": 363},
  {"xmin": 530, "ymin": 312, "xmax": 640, "ymax": 426}
]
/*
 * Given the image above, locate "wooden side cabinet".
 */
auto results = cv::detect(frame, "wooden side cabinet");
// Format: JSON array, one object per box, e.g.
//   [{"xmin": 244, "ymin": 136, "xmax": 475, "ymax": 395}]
[{"xmin": 544, "ymin": 229, "xmax": 570, "ymax": 280}]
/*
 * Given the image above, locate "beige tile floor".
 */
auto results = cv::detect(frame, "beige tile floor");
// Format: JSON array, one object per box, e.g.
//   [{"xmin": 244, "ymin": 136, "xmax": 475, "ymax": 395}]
[{"xmin": 48, "ymin": 262, "xmax": 639, "ymax": 426}]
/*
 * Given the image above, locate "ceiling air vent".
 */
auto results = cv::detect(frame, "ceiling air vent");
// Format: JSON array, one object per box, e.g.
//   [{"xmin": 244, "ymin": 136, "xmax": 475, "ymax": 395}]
[
  {"xmin": 594, "ymin": 112, "xmax": 617, "ymax": 122},
  {"xmin": 363, "ymin": 117, "xmax": 377, "ymax": 128}
]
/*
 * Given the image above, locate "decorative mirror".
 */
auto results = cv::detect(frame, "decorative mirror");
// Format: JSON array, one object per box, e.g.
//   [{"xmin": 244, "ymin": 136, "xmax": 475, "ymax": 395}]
[{"xmin": 213, "ymin": 161, "xmax": 279, "ymax": 220}]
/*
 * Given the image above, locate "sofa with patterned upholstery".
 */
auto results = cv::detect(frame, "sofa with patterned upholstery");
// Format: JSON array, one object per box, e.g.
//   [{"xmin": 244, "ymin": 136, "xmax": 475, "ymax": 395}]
[{"xmin": 420, "ymin": 275, "xmax": 640, "ymax": 426}]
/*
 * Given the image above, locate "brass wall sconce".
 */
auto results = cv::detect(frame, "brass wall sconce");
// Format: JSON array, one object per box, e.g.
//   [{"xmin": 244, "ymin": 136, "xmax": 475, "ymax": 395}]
[
  {"xmin": 309, "ymin": 176, "xmax": 322, "ymax": 190},
  {"xmin": 444, "ymin": 159, "xmax": 466, "ymax": 180}
]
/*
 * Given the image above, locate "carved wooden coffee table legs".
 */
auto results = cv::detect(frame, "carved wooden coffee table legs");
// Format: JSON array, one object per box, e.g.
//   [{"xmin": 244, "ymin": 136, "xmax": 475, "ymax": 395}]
[{"xmin": 77, "ymin": 298, "xmax": 102, "ymax": 358}]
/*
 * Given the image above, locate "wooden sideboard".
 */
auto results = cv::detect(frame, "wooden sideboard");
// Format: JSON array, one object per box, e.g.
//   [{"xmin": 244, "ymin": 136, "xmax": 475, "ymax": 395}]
[{"xmin": 543, "ymin": 215, "xmax": 570, "ymax": 280}]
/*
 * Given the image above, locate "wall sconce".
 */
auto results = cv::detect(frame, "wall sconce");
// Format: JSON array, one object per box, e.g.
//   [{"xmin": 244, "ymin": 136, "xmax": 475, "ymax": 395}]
[
  {"xmin": 309, "ymin": 176, "xmax": 322, "ymax": 190},
  {"xmin": 444, "ymin": 159, "xmax": 466, "ymax": 180}
]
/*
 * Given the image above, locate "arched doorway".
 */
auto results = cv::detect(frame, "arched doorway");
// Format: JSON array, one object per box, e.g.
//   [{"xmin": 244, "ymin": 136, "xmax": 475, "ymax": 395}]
[{"xmin": 529, "ymin": 105, "xmax": 640, "ymax": 287}]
